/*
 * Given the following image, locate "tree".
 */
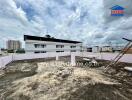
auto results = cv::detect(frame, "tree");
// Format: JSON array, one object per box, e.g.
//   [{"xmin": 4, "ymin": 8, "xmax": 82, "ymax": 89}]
[
  {"xmin": 16, "ymin": 49, "xmax": 25, "ymax": 53},
  {"xmin": 7, "ymin": 49, "xmax": 14, "ymax": 53},
  {"xmin": 45, "ymin": 35, "xmax": 51, "ymax": 38}
]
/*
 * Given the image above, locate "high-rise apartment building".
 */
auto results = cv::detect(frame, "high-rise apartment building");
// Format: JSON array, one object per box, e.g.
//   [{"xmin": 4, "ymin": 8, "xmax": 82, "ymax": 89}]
[{"xmin": 6, "ymin": 40, "xmax": 21, "ymax": 50}]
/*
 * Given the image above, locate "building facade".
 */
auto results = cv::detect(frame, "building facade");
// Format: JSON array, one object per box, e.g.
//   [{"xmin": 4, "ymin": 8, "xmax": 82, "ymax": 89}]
[
  {"xmin": 112, "ymin": 46, "xmax": 124, "ymax": 52},
  {"xmin": 101, "ymin": 46, "xmax": 113, "ymax": 52},
  {"xmin": 92, "ymin": 46, "xmax": 101, "ymax": 53},
  {"xmin": 24, "ymin": 35, "xmax": 82, "ymax": 53},
  {"xmin": 6, "ymin": 40, "xmax": 21, "ymax": 50}
]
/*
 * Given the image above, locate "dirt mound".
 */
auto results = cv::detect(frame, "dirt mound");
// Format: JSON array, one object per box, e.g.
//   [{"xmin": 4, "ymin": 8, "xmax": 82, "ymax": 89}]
[
  {"xmin": 63, "ymin": 83, "xmax": 130, "ymax": 100},
  {"xmin": 0, "ymin": 60, "xmax": 132, "ymax": 100},
  {"xmin": 0, "ymin": 62, "xmax": 37, "ymax": 99}
]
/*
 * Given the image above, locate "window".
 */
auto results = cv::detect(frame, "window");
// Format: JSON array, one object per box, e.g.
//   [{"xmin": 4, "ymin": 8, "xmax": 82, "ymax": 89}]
[
  {"xmin": 41, "ymin": 44, "xmax": 46, "ymax": 48},
  {"xmin": 34, "ymin": 44, "xmax": 46, "ymax": 48},
  {"xmin": 71, "ymin": 50, "xmax": 76, "ymax": 52},
  {"xmin": 34, "ymin": 44, "xmax": 40, "ymax": 48},
  {"xmin": 34, "ymin": 51, "xmax": 40, "ymax": 53},
  {"xmin": 56, "ymin": 51, "xmax": 64, "ymax": 53},
  {"xmin": 71, "ymin": 46, "xmax": 76, "ymax": 48},
  {"xmin": 56, "ymin": 45, "xmax": 64, "ymax": 48},
  {"xmin": 41, "ymin": 51, "xmax": 46, "ymax": 53},
  {"xmin": 34, "ymin": 51, "xmax": 47, "ymax": 53}
]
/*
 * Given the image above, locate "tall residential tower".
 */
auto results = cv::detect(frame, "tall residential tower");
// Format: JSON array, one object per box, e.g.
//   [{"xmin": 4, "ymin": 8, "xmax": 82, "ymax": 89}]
[{"xmin": 6, "ymin": 40, "xmax": 21, "ymax": 50}]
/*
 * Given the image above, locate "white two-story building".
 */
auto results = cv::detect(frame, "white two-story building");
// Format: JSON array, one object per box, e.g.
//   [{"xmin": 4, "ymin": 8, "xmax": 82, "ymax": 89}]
[{"xmin": 24, "ymin": 35, "xmax": 82, "ymax": 53}]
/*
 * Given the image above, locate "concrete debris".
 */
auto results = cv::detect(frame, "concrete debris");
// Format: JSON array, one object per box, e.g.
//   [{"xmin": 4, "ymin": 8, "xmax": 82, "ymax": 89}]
[{"xmin": 124, "ymin": 67, "xmax": 132, "ymax": 71}]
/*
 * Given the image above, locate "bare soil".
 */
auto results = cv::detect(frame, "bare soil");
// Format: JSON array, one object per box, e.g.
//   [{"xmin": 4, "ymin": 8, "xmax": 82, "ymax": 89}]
[{"xmin": 0, "ymin": 58, "xmax": 132, "ymax": 100}]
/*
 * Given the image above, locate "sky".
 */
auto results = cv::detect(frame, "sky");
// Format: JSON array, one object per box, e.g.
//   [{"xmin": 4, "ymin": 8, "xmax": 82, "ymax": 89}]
[{"xmin": 0, "ymin": 0, "xmax": 132, "ymax": 48}]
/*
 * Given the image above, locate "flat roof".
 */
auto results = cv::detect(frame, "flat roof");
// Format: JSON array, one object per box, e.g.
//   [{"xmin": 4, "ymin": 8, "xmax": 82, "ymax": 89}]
[{"xmin": 24, "ymin": 35, "xmax": 82, "ymax": 44}]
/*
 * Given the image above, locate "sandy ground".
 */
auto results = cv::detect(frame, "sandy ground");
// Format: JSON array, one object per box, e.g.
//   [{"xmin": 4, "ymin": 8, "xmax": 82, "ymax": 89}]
[{"xmin": 0, "ymin": 59, "xmax": 132, "ymax": 100}]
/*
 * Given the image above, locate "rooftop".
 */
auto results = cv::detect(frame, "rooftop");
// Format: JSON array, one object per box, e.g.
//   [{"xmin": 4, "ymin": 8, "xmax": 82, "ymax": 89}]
[
  {"xmin": 110, "ymin": 5, "xmax": 124, "ymax": 10},
  {"xmin": 24, "ymin": 35, "xmax": 82, "ymax": 44}
]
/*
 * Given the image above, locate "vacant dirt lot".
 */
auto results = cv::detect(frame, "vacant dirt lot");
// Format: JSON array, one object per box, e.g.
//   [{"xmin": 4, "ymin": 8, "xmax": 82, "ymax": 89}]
[{"xmin": 0, "ymin": 59, "xmax": 132, "ymax": 100}]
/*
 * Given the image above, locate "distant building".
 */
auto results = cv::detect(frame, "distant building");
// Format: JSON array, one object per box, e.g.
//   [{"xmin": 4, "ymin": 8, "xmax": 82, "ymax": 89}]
[
  {"xmin": 87, "ymin": 47, "xmax": 92, "ymax": 52},
  {"xmin": 101, "ymin": 46, "xmax": 113, "ymax": 52},
  {"xmin": 81, "ymin": 46, "xmax": 87, "ymax": 52},
  {"xmin": 113, "ymin": 46, "xmax": 124, "ymax": 52},
  {"xmin": 24, "ymin": 35, "xmax": 82, "ymax": 53},
  {"xmin": 6, "ymin": 40, "xmax": 21, "ymax": 50},
  {"xmin": 92, "ymin": 46, "xmax": 113, "ymax": 53},
  {"xmin": 92, "ymin": 46, "xmax": 101, "ymax": 53},
  {"xmin": 113, "ymin": 46, "xmax": 132, "ymax": 54},
  {"xmin": 81, "ymin": 47, "xmax": 92, "ymax": 52}
]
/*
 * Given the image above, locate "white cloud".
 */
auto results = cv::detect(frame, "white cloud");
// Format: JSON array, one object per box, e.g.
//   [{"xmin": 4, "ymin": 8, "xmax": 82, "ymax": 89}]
[{"xmin": 0, "ymin": 0, "xmax": 132, "ymax": 48}]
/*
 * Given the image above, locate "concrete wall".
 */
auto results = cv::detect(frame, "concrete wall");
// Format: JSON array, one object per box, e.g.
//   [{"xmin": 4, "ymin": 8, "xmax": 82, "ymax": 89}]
[
  {"xmin": 0, "ymin": 55, "xmax": 13, "ymax": 68},
  {"xmin": 79, "ymin": 52, "xmax": 132, "ymax": 63},
  {"xmin": 0, "ymin": 52, "xmax": 132, "ymax": 68},
  {"xmin": 0, "ymin": 52, "xmax": 71, "ymax": 68}
]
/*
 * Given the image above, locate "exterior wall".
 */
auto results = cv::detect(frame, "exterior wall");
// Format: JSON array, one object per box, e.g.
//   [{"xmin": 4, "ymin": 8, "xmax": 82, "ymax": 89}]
[
  {"xmin": 25, "ymin": 40, "xmax": 82, "ymax": 53},
  {"xmin": 113, "ymin": 46, "xmax": 123, "ymax": 52},
  {"xmin": 80, "ymin": 52, "xmax": 132, "ymax": 63},
  {"xmin": 0, "ymin": 52, "xmax": 71, "ymax": 68},
  {"xmin": 1, "ymin": 52, "xmax": 132, "ymax": 68}
]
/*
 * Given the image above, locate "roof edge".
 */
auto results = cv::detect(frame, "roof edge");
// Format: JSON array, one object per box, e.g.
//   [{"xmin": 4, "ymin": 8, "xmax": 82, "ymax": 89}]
[{"xmin": 24, "ymin": 35, "xmax": 82, "ymax": 44}]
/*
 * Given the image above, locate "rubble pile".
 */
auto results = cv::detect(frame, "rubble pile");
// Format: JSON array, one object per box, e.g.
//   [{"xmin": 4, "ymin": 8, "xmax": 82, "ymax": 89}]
[{"xmin": 0, "ymin": 60, "xmax": 132, "ymax": 100}]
